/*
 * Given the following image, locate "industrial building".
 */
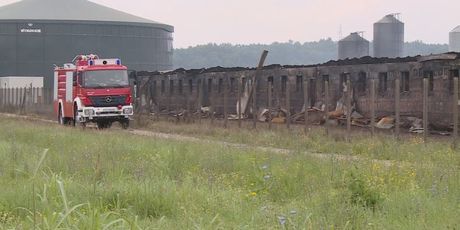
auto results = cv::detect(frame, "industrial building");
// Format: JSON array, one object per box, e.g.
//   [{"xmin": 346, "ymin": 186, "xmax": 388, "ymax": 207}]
[
  {"xmin": 0, "ymin": 0, "xmax": 174, "ymax": 88},
  {"xmin": 450, "ymin": 26, "xmax": 460, "ymax": 52},
  {"xmin": 338, "ymin": 32, "xmax": 370, "ymax": 60},
  {"xmin": 373, "ymin": 14, "xmax": 404, "ymax": 58}
]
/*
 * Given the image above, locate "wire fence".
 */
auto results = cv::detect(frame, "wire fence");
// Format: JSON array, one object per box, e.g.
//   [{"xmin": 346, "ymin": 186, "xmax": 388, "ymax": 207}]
[
  {"xmin": 0, "ymin": 87, "xmax": 54, "ymax": 114},
  {"xmin": 1, "ymin": 75, "xmax": 459, "ymax": 147}
]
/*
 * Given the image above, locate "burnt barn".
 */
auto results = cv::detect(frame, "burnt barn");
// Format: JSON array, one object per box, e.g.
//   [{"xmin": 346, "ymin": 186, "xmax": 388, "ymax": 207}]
[{"xmin": 134, "ymin": 53, "xmax": 460, "ymax": 130}]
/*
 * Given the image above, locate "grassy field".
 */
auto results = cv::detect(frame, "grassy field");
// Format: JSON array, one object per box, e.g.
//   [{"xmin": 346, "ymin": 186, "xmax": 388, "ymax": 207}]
[
  {"xmin": 139, "ymin": 118, "xmax": 460, "ymax": 165},
  {"xmin": 0, "ymin": 117, "xmax": 459, "ymax": 229}
]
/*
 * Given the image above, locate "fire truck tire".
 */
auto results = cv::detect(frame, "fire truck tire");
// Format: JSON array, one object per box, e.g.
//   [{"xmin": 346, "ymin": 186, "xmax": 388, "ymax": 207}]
[
  {"xmin": 97, "ymin": 121, "xmax": 112, "ymax": 129},
  {"xmin": 58, "ymin": 106, "xmax": 64, "ymax": 125},
  {"xmin": 96, "ymin": 122, "xmax": 105, "ymax": 129},
  {"xmin": 121, "ymin": 119, "xmax": 130, "ymax": 129},
  {"xmin": 72, "ymin": 114, "xmax": 76, "ymax": 127},
  {"xmin": 73, "ymin": 105, "xmax": 85, "ymax": 129}
]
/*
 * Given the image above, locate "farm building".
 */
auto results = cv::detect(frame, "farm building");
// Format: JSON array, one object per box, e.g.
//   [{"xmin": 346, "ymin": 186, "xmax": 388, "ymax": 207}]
[{"xmin": 134, "ymin": 52, "xmax": 460, "ymax": 129}]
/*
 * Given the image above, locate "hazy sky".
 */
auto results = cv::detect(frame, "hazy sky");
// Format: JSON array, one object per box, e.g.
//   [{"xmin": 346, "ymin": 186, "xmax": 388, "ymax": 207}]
[{"xmin": 0, "ymin": 0, "xmax": 458, "ymax": 48}]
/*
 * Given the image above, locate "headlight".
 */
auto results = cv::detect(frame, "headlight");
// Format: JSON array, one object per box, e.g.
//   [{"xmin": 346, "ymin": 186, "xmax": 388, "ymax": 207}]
[
  {"xmin": 123, "ymin": 108, "xmax": 133, "ymax": 115},
  {"xmin": 84, "ymin": 109, "xmax": 94, "ymax": 116}
]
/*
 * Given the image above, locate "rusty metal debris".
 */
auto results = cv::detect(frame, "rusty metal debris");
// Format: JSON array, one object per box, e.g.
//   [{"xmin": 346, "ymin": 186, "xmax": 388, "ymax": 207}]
[
  {"xmin": 407, "ymin": 117, "xmax": 423, "ymax": 133},
  {"xmin": 291, "ymin": 107, "xmax": 324, "ymax": 125},
  {"xmin": 375, "ymin": 117, "xmax": 395, "ymax": 129},
  {"xmin": 257, "ymin": 108, "xmax": 288, "ymax": 123}
]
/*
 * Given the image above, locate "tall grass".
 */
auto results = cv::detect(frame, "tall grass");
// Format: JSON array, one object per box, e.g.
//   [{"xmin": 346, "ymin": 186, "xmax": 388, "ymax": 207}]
[
  {"xmin": 0, "ymin": 117, "xmax": 459, "ymax": 229},
  {"xmin": 141, "ymin": 119, "xmax": 460, "ymax": 165}
]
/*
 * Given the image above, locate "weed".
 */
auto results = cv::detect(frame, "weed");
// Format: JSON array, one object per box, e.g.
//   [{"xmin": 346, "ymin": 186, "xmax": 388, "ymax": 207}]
[{"xmin": 0, "ymin": 117, "xmax": 459, "ymax": 228}]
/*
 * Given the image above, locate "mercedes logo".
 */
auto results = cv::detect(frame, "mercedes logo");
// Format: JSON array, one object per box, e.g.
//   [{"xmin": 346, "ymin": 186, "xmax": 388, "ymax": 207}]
[{"xmin": 105, "ymin": 96, "xmax": 113, "ymax": 103}]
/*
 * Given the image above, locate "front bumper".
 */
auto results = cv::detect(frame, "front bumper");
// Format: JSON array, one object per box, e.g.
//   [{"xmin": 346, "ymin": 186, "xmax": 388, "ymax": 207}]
[{"xmin": 79, "ymin": 105, "xmax": 133, "ymax": 121}]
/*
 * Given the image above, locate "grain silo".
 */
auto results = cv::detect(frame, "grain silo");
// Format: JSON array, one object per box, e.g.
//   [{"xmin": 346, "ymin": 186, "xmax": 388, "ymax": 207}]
[
  {"xmin": 449, "ymin": 26, "xmax": 460, "ymax": 52},
  {"xmin": 338, "ymin": 32, "xmax": 370, "ymax": 60},
  {"xmin": 0, "ymin": 0, "xmax": 174, "ymax": 88},
  {"xmin": 373, "ymin": 14, "xmax": 404, "ymax": 58}
]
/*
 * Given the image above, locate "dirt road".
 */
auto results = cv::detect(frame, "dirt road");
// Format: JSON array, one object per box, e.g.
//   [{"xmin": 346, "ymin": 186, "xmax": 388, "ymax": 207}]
[{"xmin": 0, "ymin": 112, "xmax": 398, "ymax": 166}]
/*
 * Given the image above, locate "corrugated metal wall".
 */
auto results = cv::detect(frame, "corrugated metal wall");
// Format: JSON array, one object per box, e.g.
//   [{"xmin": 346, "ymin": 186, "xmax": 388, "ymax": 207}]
[{"xmin": 0, "ymin": 21, "xmax": 173, "ymax": 88}]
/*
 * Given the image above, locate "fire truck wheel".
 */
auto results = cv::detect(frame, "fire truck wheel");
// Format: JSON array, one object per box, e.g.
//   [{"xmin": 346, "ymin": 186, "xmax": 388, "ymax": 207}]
[
  {"xmin": 97, "ymin": 121, "xmax": 112, "ymax": 129},
  {"xmin": 58, "ymin": 107, "xmax": 64, "ymax": 125},
  {"xmin": 73, "ymin": 105, "xmax": 85, "ymax": 128},
  {"xmin": 121, "ymin": 119, "xmax": 130, "ymax": 129},
  {"xmin": 96, "ymin": 122, "xmax": 105, "ymax": 129}
]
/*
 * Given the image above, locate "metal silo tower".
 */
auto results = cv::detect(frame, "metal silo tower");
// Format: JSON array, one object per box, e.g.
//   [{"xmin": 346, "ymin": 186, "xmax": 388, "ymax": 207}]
[
  {"xmin": 338, "ymin": 32, "xmax": 370, "ymax": 60},
  {"xmin": 373, "ymin": 14, "xmax": 404, "ymax": 58},
  {"xmin": 449, "ymin": 26, "xmax": 460, "ymax": 52}
]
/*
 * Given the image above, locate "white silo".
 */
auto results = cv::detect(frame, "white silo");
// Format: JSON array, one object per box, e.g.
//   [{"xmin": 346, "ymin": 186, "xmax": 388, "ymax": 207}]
[{"xmin": 449, "ymin": 26, "xmax": 460, "ymax": 52}]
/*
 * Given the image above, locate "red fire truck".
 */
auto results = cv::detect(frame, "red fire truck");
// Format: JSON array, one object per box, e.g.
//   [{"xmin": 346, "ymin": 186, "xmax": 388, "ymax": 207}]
[{"xmin": 53, "ymin": 54, "xmax": 133, "ymax": 129}]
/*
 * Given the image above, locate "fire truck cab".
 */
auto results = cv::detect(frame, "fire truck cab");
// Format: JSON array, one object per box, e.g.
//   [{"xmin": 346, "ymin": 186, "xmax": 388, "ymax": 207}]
[{"xmin": 53, "ymin": 54, "xmax": 133, "ymax": 129}]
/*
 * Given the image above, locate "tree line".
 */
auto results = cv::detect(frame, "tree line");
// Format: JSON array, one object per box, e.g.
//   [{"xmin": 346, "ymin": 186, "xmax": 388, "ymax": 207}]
[{"xmin": 173, "ymin": 39, "xmax": 448, "ymax": 69}]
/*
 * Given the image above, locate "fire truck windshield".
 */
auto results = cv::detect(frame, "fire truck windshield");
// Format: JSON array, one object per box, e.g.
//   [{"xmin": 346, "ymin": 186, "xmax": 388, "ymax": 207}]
[{"xmin": 82, "ymin": 70, "xmax": 129, "ymax": 88}]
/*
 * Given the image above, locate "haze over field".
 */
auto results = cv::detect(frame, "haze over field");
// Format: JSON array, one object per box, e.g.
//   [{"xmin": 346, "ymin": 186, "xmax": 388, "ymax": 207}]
[{"xmin": 0, "ymin": 0, "xmax": 458, "ymax": 48}]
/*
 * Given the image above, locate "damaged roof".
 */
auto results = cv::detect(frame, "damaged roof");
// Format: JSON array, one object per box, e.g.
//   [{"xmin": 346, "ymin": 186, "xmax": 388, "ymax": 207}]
[{"xmin": 138, "ymin": 52, "xmax": 460, "ymax": 76}]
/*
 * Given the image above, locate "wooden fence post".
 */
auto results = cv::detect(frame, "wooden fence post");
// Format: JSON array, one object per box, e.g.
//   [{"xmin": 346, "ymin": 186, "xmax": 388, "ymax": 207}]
[
  {"xmin": 8, "ymin": 88, "xmax": 12, "ymax": 106},
  {"xmin": 286, "ymin": 78, "xmax": 291, "ymax": 130},
  {"xmin": 0, "ymin": 88, "xmax": 3, "ymax": 108},
  {"xmin": 325, "ymin": 80, "xmax": 329, "ymax": 135},
  {"xmin": 423, "ymin": 77, "xmax": 429, "ymax": 143},
  {"xmin": 371, "ymin": 78, "xmax": 376, "ymax": 137},
  {"xmin": 395, "ymin": 73, "xmax": 401, "ymax": 140},
  {"xmin": 32, "ymin": 87, "xmax": 36, "ymax": 105},
  {"xmin": 16, "ymin": 87, "xmax": 19, "ymax": 106},
  {"xmin": 304, "ymin": 79, "xmax": 309, "ymax": 134},
  {"xmin": 210, "ymin": 78, "xmax": 215, "ymax": 125},
  {"xmin": 453, "ymin": 77, "xmax": 459, "ymax": 149},
  {"xmin": 224, "ymin": 77, "xmax": 228, "ymax": 128},
  {"xmin": 167, "ymin": 79, "xmax": 171, "ymax": 114},
  {"xmin": 12, "ymin": 88, "xmax": 15, "ymax": 106},
  {"xmin": 1, "ymin": 88, "xmax": 3, "ymax": 107},
  {"xmin": 21, "ymin": 87, "xmax": 27, "ymax": 114},
  {"xmin": 252, "ymin": 75, "xmax": 258, "ymax": 129},
  {"xmin": 11, "ymin": 88, "xmax": 14, "ymax": 106},
  {"xmin": 268, "ymin": 80, "xmax": 273, "ymax": 130},
  {"xmin": 6, "ymin": 88, "xmax": 9, "ymax": 106},
  {"xmin": 346, "ymin": 78, "xmax": 352, "ymax": 142},
  {"xmin": 42, "ymin": 87, "xmax": 46, "ymax": 105},
  {"xmin": 237, "ymin": 77, "xmax": 242, "ymax": 128},
  {"xmin": 186, "ymin": 83, "xmax": 191, "ymax": 123},
  {"xmin": 198, "ymin": 79, "xmax": 203, "ymax": 124},
  {"xmin": 38, "ymin": 87, "xmax": 43, "ymax": 105}
]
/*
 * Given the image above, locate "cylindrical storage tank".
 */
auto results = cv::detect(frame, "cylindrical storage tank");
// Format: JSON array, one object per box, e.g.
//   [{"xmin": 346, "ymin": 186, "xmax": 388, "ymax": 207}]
[
  {"xmin": 338, "ymin": 32, "xmax": 370, "ymax": 60},
  {"xmin": 373, "ymin": 14, "xmax": 404, "ymax": 58},
  {"xmin": 0, "ymin": 0, "xmax": 174, "ymax": 88},
  {"xmin": 449, "ymin": 26, "xmax": 460, "ymax": 52}
]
